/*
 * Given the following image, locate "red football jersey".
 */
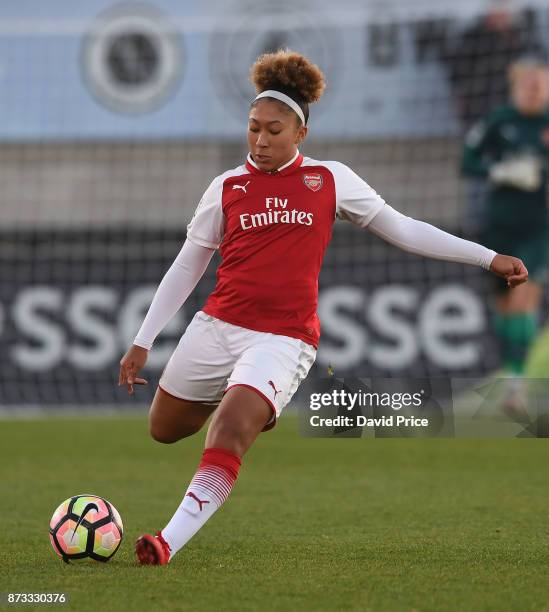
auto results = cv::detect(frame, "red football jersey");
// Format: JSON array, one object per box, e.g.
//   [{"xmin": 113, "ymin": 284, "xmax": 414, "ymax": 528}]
[{"xmin": 186, "ymin": 151, "xmax": 385, "ymax": 348}]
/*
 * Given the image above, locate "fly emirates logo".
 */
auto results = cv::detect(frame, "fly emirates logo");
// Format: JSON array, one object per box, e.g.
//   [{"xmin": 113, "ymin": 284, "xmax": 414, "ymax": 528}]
[{"xmin": 240, "ymin": 197, "xmax": 313, "ymax": 230}]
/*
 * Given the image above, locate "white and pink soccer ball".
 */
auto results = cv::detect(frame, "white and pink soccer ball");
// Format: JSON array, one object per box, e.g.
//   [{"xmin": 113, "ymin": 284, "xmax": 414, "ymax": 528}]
[{"xmin": 49, "ymin": 494, "xmax": 123, "ymax": 563}]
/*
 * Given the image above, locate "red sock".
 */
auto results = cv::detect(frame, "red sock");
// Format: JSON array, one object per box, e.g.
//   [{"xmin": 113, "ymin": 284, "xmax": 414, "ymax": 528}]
[
  {"xmin": 194, "ymin": 447, "xmax": 242, "ymax": 505},
  {"xmin": 161, "ymin": 447, "xmax": 242, "ymax": 556}
]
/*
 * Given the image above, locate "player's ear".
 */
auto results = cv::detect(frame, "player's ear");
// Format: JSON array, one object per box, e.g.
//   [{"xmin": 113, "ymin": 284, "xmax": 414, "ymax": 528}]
[{"xmin": 295, "ymin": 124, "xmax": 308, "ymax": 144}]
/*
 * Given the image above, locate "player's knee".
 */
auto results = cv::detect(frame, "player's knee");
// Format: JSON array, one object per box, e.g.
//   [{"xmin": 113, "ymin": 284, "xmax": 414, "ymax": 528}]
[
  {"xmin": 149, "ymin": 422, "xmax": 201, "ymax": 444},
  {"xmin": 149, "ymin": 425, "xmax": 179, "ymax": 444}
]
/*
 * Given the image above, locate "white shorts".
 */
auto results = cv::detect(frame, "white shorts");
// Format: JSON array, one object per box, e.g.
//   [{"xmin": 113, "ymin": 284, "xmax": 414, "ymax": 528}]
[{"xmin": 159, "ymin": 311, "xmax": 317, "ymax": 431}]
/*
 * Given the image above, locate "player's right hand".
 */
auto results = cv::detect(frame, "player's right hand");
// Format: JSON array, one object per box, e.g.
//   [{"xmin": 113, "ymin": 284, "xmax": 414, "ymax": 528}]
[{"xmin": 119, "ymin": 345, "xmax": 149, "ymax": 395}]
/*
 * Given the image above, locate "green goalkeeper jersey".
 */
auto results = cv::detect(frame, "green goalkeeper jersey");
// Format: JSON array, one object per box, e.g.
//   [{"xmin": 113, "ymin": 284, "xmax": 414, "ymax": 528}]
[{"xmin": 461, "ymin": 105, "xmax": 549, "ymax": 234}]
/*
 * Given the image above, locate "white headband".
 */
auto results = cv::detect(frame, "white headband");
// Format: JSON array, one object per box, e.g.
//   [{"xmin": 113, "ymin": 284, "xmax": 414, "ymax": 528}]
[{"xmin": 254, "ymin": 90, "xmax": 306, "ymax": 125}]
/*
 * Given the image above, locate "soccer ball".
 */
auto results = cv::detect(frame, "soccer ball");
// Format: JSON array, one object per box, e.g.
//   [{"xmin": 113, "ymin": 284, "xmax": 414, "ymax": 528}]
[{"xmin": 49, "ymin": 494, "xmax": 123, "ymax": 563}]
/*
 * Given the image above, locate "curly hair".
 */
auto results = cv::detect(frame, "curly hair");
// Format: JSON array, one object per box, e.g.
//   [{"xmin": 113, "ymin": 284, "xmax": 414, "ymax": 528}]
[
  {"xmin": 250, "ymin": 50, "xmax": 325, "ymax": 103},
  {"xmin": 249, "ymin": 50, "xmax": 326, "ymax": 124}
]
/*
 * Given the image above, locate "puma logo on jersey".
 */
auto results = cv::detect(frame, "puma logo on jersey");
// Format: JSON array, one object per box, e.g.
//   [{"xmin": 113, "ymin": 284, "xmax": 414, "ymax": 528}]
[
  {"xmin": 268, "ymin": 380, "xmax": 282, "ymax": 400},
  {"xmin": 232, "ymin": 181, "xmax": 250, "ymax": 194}
]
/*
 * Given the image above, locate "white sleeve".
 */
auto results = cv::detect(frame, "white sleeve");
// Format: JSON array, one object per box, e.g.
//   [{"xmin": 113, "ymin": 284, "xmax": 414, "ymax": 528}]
[
  {"xmin": 322, "ymin": 161, "xmax": 386, "ymax": 228},
  {"xmin": 368, "ymin": 204, "xmax": 497, "ymax": 270},
  {"xmin": 186, "ymin": 174, "xmax": 225, "ymax": 249},
  {"xmin": 133, "ymin": 240, "xmax": 215, "ymax": 350}
]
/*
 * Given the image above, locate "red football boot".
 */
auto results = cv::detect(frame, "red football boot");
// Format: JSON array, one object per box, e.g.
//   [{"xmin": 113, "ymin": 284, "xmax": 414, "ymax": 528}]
[{"xmin": 135, "ymin": 531, "xmax": 171, "ymax": 565}]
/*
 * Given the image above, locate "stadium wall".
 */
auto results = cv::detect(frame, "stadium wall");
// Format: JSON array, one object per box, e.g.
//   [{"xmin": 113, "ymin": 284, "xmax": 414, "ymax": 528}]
[{"xmin": 1, "ymin": 140, "xmax": 463, "ymax": 228}]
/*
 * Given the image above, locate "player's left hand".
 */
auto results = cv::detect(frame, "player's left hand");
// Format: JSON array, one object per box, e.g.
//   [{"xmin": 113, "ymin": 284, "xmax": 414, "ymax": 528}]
[
  {"xmin": 490, "ymin": 254, "xmax": 528, "ymax": 288},
  {"xmin": 118, "ymin": 344, "xmax": 149, "ymax": 395}
]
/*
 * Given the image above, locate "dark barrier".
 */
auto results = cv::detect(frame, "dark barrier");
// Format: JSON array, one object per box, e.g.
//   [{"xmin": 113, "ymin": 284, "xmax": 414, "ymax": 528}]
[{"xmin": 1, "ymin": 227, "xmax": 546, "ymax": 406}]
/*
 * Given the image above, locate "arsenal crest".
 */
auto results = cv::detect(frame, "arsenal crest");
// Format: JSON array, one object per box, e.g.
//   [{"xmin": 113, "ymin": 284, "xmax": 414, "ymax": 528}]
[{"xmin": 303, "ymin": 173, "xmax": 323, "ymax": 192}]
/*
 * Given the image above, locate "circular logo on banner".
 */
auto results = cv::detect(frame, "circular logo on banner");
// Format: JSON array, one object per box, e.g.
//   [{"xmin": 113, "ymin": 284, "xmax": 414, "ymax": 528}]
[
  {"xmin": 82, "ymin": 3, "xmax": 183, "ymax": 115},
  {"xmin": 209, "ymin": 0, "xmax": 341, "ymax": 122}
]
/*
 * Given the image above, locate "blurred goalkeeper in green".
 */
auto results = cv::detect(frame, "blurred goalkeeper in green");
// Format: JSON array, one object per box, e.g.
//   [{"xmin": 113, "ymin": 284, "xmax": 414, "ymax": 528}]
[{"xmin": 462, "ymin": 57, "xmax": 549, "ymax": 405}]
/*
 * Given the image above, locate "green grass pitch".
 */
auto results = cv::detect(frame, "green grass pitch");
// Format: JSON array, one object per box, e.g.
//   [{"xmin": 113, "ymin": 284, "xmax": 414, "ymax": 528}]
[{"xmin": 1, "ymin": 414, "xmax": 549, "ymax": 611}]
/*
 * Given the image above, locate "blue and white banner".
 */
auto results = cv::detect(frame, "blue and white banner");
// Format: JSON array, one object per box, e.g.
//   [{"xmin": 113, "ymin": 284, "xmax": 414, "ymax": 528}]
[
  {"xmin": 1, "ymin": 226, "xmax": 534, "ymax": 407},
  {"xmin": 3, "ymin": 0, "xmax": 543, "ymax": 141}
]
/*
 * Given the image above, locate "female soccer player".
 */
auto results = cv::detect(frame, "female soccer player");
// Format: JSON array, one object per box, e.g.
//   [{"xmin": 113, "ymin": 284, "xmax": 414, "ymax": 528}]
[
  {"xmin": 119, "ymin": 50, "xmax": 527, "ymax": 565},
  {"xmin": 462, "ymin": 57, "xmax": 549, "ymax": 408}
]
